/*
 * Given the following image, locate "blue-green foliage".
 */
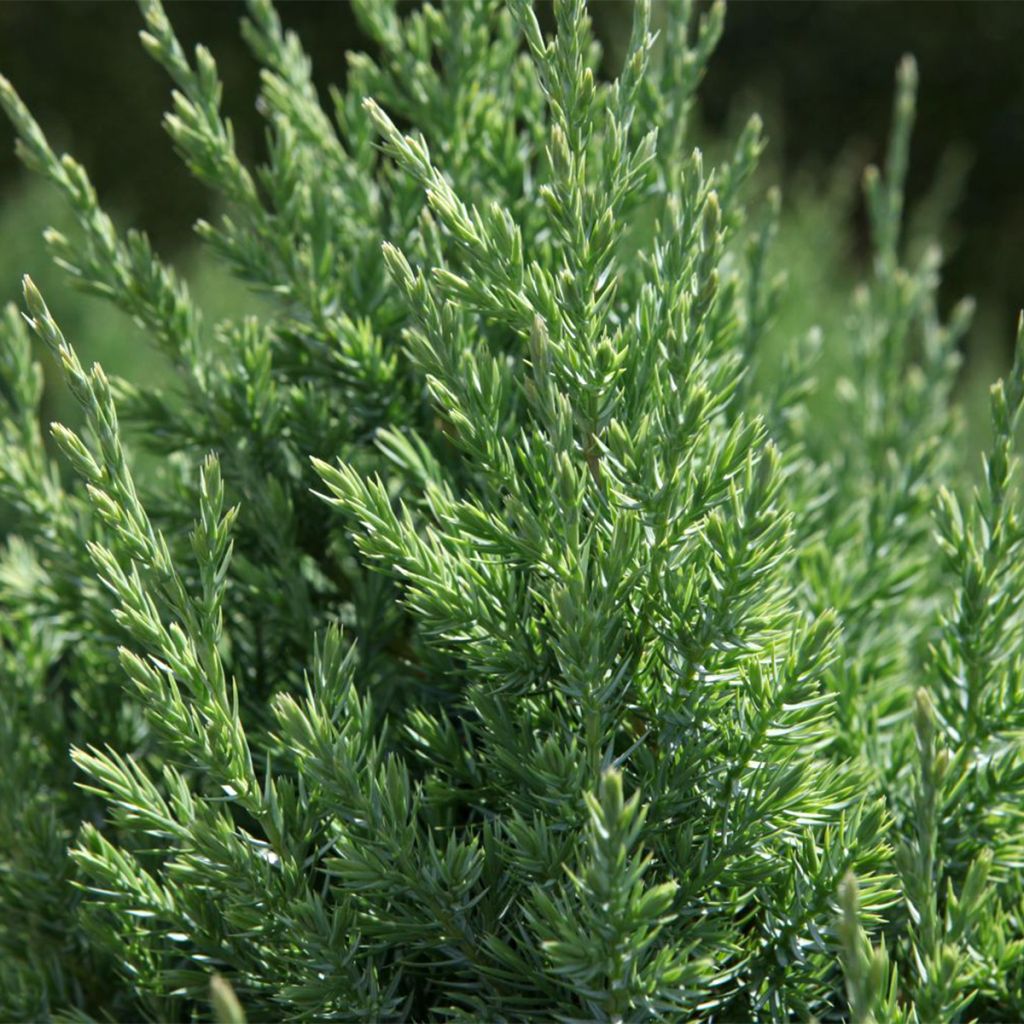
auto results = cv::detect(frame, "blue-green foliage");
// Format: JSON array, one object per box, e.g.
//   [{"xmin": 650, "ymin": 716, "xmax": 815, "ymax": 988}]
[{"xmin": 0, "ymin": 2, "xmax": 1022, "ymax": 1021}]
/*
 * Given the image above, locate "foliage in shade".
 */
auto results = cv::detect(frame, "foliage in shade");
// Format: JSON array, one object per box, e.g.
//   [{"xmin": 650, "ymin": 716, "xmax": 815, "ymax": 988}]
[{"xmin": 0, "ymin": 1, "xmax": 1022, "ymax": 1020}]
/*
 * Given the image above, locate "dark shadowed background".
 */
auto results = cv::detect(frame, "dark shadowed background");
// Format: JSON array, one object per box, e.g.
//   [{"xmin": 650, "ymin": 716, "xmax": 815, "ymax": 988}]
[{"xmin": 0, "ymin": 1, "xmax": 1021, "ymax": 368}]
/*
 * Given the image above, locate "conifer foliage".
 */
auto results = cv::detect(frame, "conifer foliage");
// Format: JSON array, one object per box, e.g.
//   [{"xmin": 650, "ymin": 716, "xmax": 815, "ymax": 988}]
[{"xmin": 1, "ymin": 1, "xmax": 1022, "ymax": 1020}]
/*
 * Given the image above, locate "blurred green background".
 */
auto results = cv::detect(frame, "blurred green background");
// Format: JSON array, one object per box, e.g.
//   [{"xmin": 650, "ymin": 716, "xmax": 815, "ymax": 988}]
[{"xmin": 0, "ymin": 0, "xmax": 1021, "ymax": 430}]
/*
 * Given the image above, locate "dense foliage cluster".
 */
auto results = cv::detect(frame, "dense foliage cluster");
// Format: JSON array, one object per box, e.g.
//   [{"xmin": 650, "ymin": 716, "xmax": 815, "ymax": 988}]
[{"xmin": 1, "ymin": 2, "xmax": 1023, "ymax": 1021}]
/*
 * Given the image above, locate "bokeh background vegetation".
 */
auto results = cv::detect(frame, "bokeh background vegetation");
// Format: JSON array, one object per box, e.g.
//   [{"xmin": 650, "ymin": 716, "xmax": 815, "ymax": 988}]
[{"xmin": 0, "ymin": 0, "xmax": 1021, "ymax": 447}]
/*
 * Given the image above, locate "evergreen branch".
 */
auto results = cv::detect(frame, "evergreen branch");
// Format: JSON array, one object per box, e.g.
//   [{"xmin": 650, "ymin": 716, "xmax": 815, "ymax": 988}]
[{"xmin": 0, "ymin": 77, "xmax": 204, "ymax": 371}]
